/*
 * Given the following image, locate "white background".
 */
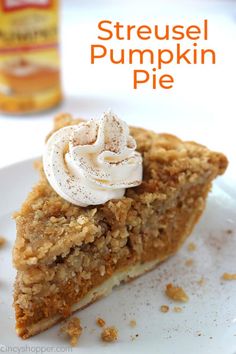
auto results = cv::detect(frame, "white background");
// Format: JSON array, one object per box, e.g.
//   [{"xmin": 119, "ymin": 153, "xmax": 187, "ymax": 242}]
[{"xmin": 0, "ymin": 0, "xmax": 235, "ymax": 173}]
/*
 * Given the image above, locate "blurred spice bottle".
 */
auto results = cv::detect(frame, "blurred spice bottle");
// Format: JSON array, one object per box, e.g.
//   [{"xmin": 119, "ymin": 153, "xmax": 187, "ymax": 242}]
[{"xmin": 0, "ymin": 0, "xmax": 62, "ymax": 114}]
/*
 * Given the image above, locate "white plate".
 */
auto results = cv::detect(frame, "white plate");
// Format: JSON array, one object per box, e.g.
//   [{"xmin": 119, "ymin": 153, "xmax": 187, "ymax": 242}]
[{"xmin": 0, "ymin": 158, "xmax": 236, "ymax": 354}]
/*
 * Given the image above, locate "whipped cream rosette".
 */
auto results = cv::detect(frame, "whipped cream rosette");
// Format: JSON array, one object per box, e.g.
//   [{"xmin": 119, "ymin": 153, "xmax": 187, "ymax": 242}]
[{"xmin": 43, "ymin": 111, "xmax": 143, "ymax": 206}]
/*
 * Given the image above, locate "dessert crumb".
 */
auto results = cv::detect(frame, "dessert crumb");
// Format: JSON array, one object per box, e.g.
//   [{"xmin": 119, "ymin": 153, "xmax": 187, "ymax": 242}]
[
  {"xmin": 173, "ymin": 306, "xmax": 182, "ymax": 313},
  {"xmin": 96, "ymin": 317, "xmax": 106, "ymax": 327},
  {"xmin": 165, "ymin": 283, "xmax": 189, "ymax": 302},
  {"xmin": 0, "ymin": 236, "xmax": 6, "ymax": 247},
  {"xmin": 60, "ymin": 317, "xmax": 82, "ymax": 347},
  {"xmin": 101, "ymin": 326, "xmax": 118, "ymax": 342},
  {"xmin": 197, "ymin": 276, "xmax": 206, "ymax": 286},
  {"xmin": 185, "ymin": 258, "xmax": 194, "ymax": 267},
  {"xmin": 222, "ymin": 273, "xmax": 236, "ymax": 280},
  {"xmin": 160, "ymin": 305, "xmax": 169, "ymax": 313},
  {"xmin": 187, "ymin": 242, "xmax": 196, "ymax": 252},
  {"xmin": 129, "ymin": 319, "xmax": 137, "ymax": 328}
]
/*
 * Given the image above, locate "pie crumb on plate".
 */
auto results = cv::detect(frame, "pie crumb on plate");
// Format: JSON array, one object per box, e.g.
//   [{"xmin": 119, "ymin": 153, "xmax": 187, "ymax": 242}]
[
  {"xmin": 101, "ymin": 326, "xmax": 119, "ymax": 343},
  {"xmin": 160, "ymin": 305, "xmax": 170, "ymax": 313},
  {"xmin": 165, "ymin": 283, "xmax": 189, "ymax": 302},
  {"xmin": 129, "ymin": 319, "xmax": 137, "ymax": 327},
  {"xmin": 60, "ymin": 317, "xmax": 82, "ymax": 347},
  {"xmin": 0, "ymin": 236, "xmax": 6, "ymax": 247},
  {"xmin": 222, "ymin": 273, "xmax": 236, "ymax": 280},
  {"xmin": 96, "ymin": 317, "xmax": 106, "ymax": 328}
]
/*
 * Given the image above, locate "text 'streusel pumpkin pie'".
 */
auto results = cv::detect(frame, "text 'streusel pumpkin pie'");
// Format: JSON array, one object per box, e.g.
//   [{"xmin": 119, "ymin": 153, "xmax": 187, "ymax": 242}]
[{"xmin": 13, "ymin": 111, "xmax": 228, "ymax": 339}]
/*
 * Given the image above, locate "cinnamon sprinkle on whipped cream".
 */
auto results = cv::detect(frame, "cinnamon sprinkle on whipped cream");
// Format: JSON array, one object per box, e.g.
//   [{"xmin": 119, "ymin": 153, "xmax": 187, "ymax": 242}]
[{"xmin": 43, "ymin": 110, "xmax": 143, "ymax": 207}]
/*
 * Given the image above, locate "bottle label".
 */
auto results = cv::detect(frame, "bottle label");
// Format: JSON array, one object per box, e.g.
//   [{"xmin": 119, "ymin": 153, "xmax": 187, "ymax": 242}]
[
  {"xmin": 0, "ymin": 0, "xmax": 61, "ymax": 113},
  {"xmin": 2, "ymin": 0, "xmax": 51, "ymax": 11}
]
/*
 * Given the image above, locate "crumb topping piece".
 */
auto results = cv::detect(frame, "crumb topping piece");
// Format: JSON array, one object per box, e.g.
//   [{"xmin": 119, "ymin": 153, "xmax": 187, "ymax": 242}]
[
  {"xmin": 197, "ymin": 276, "xmax": 206, "ymax": 286},
  {"xmin": 185, "ymin": 258, "xmax": 194, "ymax": 267},
  {"xmin": 0, "ymin": 236, "xmax": 6, "ymax": 247},
  {"xmin": 60, "ymin": 317, "xmax": 82, "ymax": 346},
  {"xmin": 222, "ymin": 273, "xmax": 236, "ymax": 280},
  {"xmin": 160, "ymin": 305, "xmax": 169, "ymax": 313},
  {"xmin": 101, "ymin": 326, "xmax": 118, "ymax": 342},
  {"xmin": 96, "ymin": 317, "xmax": 106, "ymax": 327},
  {"xmin": 187, "ymin": 242, "xmax": 196, "ymax": 252},
  {"xmin": 129, "ymin": 320, "xmax": 137, "ymax": 327},
  {"xmin": 165, "ymin": 283, "xmax": 189, "ymax": 302},
  {"xmin": 173, "ymin": 306, "xmax": 183, "ymax": 313}
]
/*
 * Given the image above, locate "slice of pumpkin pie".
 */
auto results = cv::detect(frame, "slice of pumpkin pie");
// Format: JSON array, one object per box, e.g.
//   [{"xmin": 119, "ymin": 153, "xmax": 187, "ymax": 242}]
[{"xmin": 13, "ymin": 111, "xmax": 228, "ymax": 338}]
